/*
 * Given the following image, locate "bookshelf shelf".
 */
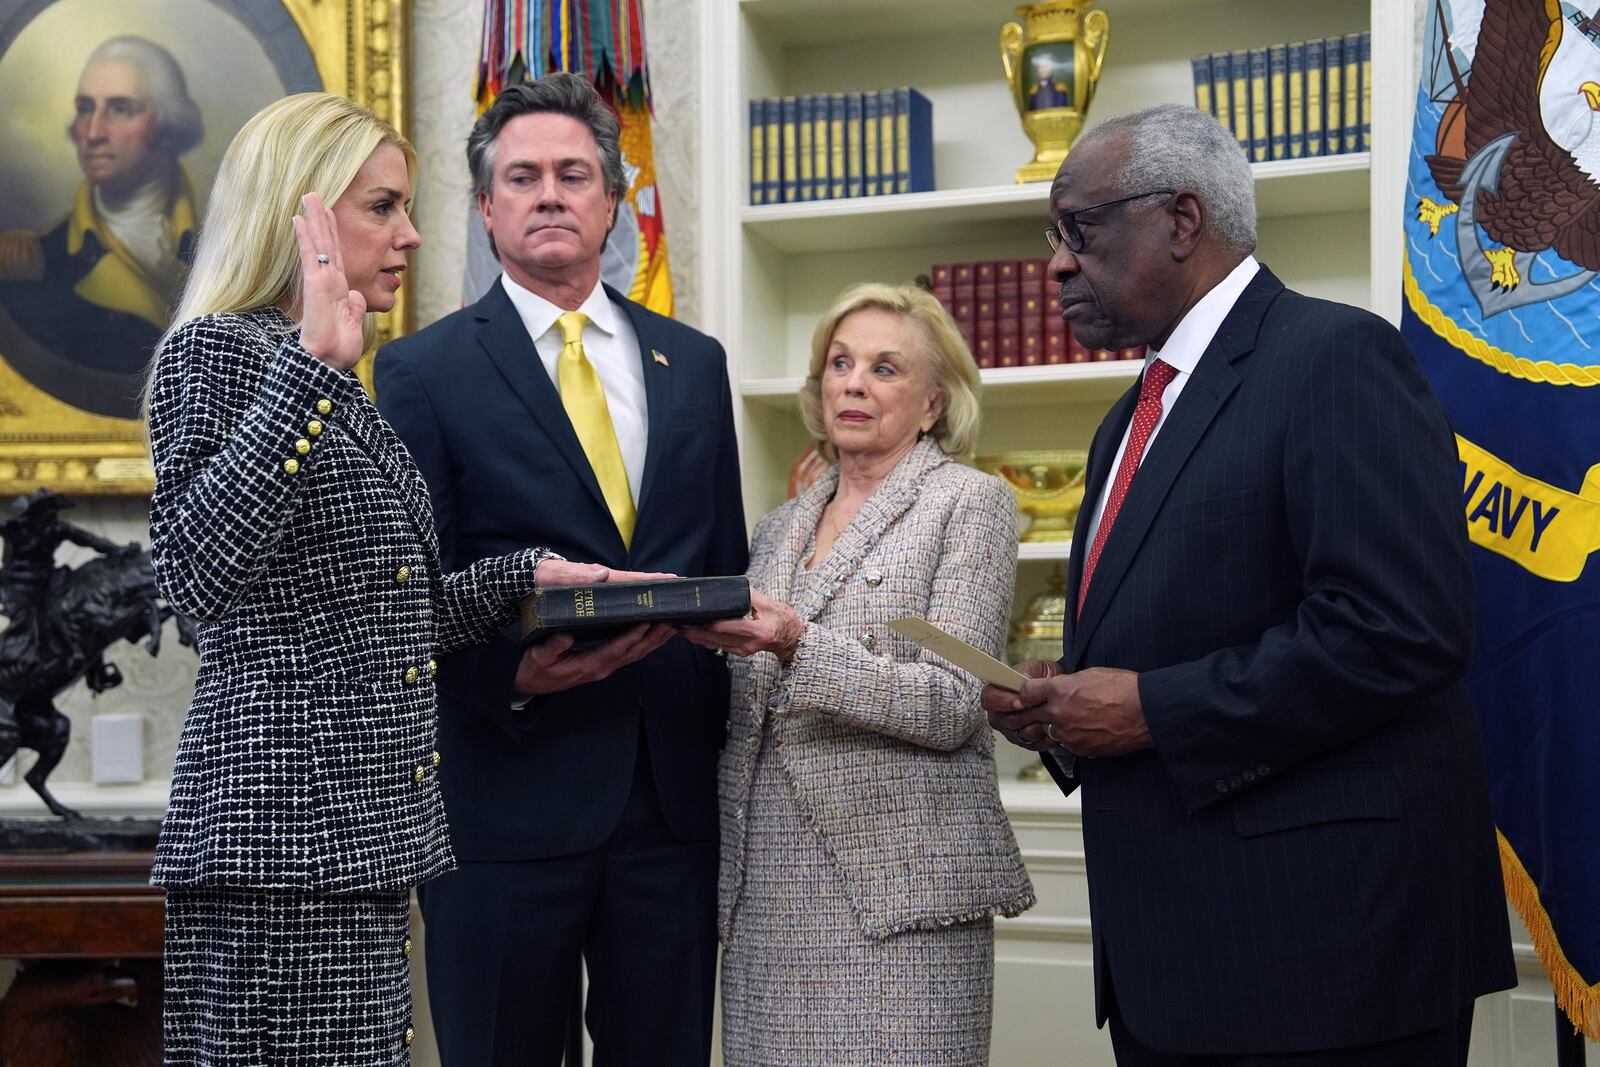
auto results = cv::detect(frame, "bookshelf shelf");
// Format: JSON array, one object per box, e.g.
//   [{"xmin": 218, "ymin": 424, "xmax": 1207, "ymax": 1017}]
[
  {"xmin": 741, "ymin": 361, "xmax": 1142, "ymax": 411},
  {"xmin": 740, "ymin": 154, "xmax": 1371, "ymax": 254},
  {"xmin": 739, "ymin": 0, "xmax": 1258, "ymax": 50},
  {"xmin": 1017, "ymin": 541, "xmax": 1073, "ymax": 562}
]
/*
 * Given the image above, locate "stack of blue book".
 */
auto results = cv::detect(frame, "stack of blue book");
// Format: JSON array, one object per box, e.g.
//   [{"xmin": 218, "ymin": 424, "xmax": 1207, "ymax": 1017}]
[
  {"xmin": 748, "ymin": 88, "xmax": 934, "ymax": 206},
  {"xmin": 1190, "ymin": 31, "xmax": 1371, "ymax": 162}
]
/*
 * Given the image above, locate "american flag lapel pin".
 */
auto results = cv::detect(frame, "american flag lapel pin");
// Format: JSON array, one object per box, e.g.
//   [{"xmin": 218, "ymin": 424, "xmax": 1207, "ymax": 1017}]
[{"xmin": 652, "ymin": 349, "xmax": 670, "ymax": 367}]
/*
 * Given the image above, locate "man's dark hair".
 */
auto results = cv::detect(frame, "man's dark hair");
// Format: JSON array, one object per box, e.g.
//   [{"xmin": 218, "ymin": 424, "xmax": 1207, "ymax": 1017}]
[{"xmin": 466, "ymin": 73, "xmax": 628, "ymax": 202}]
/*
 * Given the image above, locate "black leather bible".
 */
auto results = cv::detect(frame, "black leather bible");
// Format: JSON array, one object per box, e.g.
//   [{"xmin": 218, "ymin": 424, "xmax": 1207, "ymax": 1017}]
[{"xmin": 519, "ymin": 576, "xmax": 752, "ymax": 647}]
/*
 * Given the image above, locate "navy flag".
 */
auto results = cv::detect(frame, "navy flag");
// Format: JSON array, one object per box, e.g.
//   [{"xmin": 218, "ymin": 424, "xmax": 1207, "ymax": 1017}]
[{"xmin": 1404, "ymin": 0, "xmax": 1600, "ymax": 1038}]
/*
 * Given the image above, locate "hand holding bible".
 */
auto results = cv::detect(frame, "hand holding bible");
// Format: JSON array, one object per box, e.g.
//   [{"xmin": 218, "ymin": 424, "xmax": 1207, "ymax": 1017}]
[
  {"xmin": 678, "ymin": 588, "xmax": 804, "ymax": 663},
  {"xmin": 514, "ymin": 561, "xmax": 677, "ymax": 695}
]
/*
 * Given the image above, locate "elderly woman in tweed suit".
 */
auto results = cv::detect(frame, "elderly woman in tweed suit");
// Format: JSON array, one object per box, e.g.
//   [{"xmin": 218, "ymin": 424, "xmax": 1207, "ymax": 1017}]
[
  {"xmin": 144, "ymin": 94, "xmax": 637, "ymax": 1065},
  {"xmin": 682, "ymin": 283, "xmax": 1034, "ymax": 1066}
]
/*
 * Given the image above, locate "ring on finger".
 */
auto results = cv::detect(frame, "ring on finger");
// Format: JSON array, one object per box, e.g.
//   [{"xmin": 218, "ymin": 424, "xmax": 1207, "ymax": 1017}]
[
  {"xmin": 316, "ymin": 253, "xmax": 330, "ymax": 264},
  {"xmin": 1045, "ymin": 723, "xmax": 1060, "ymax": 745}
]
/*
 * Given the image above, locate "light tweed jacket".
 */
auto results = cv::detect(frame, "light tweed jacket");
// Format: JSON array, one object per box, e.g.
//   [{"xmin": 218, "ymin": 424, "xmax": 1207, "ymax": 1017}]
[
  {"xmin": 147, "ymin": 308, "xmax": 551, "ymax": 894},
  {"xmin": 720, "ymin": 438, "xmax": 1034, "ymax": 939}
]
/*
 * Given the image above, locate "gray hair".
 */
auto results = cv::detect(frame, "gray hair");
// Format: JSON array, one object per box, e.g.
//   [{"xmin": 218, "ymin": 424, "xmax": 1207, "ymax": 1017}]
[
  {"xmin": 1077, "ymin": 103, "xmax": 1256, "ymax": 255},
  {"xmin": 75, "ymin": 36, "xmax": 204, "ymax": 156},
  {"xmin": 466, "ymin": 73, "xmax": 627, "ymax": 202}
]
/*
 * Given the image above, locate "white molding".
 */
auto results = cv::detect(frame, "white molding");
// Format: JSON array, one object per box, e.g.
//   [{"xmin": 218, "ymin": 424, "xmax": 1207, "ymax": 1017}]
[
  {"xmin": 0, "ymin": 779, "xmax": 170, "ymax": 819},
  {"xmin": 995, "ymin": 914, "xmax": 1093, "ymax": 943},
  {"xmin": 999, "ymin": 780, "xmax": 1081, "ymax": 818}
]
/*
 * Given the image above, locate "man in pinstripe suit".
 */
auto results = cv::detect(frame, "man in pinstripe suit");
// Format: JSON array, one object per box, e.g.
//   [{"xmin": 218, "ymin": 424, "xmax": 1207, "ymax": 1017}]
[{"xmin": 986, "ymin": 104, "xmax": 1514, "ymax": 1065}]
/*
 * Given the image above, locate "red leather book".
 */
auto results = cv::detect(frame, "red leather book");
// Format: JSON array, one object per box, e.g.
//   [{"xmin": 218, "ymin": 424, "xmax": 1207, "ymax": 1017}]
[
  {"xmin": 1044, "ymin": 316, "xmax": 1069, "ymax": 364},
  {"xmin": 931, "ymin": 262, "xmax": 955, "ymax": 314},
  {"xmin": 975, "ymin": 316, "xmax": 997, "ymax": 369},
  {"xmin": 951, "ymin": 262, "xmax": 976, "ymax": 348},
  {"xmin": 996, "ymin": 315, "xmax": 1020, "ymax": 368},
  {"xmin": 975, "ymin": 261, "xmax": 997, "ymax": 307}
]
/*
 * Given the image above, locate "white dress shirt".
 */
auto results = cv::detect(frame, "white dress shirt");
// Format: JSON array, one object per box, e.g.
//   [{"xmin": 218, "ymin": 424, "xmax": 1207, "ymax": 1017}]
[
  {"xmin": 1077, "ymin": 255, "xmax": 1260, "ymax": 554},
  {"xmin": 500, "ymin": 273, "xmax": 648, "ymax": 503}
]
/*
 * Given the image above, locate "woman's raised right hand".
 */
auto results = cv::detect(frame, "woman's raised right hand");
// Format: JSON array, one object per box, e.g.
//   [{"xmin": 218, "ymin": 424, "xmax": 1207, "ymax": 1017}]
[{"xmin": 292, "ymin": 193, "xmax": 366, "ymax": 370}]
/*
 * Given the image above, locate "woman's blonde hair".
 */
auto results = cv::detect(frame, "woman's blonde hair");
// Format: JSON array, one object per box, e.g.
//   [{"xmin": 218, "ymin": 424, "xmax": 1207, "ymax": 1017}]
[
  {"xmin": 145, "ymin": 93, "xmax": 415, "ymax": 412},
  {"xmin": 799, "ymin": 282, "xmax": 982, "ymax": 462}
]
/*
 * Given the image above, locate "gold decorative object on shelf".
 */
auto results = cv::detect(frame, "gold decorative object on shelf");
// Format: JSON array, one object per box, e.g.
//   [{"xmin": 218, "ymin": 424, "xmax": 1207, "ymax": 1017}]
[
  {"xmin": 1009, "ymin": 567, "xmax": 1067, "ymax": 665},
  {"xmin": 1010, "ymin": 567, "xmax": 1067, "ymax": 781},
  {"xmin": 976, "ymin": 450, "xmax": 1088, "ymax": 542},
  {"xmin": 999, "ymin": 1, "xmax": 1110, "ymax": 183}
]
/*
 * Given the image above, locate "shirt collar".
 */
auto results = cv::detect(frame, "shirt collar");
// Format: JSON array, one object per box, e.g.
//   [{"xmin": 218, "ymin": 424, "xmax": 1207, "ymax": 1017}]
[
  {"xmin": 1146, "ymin": 255, "xmax": 1259, "ymax": 377},
  {"xmin": 499, "ymin": 272, "xmax": 617, "ymax": 343}
]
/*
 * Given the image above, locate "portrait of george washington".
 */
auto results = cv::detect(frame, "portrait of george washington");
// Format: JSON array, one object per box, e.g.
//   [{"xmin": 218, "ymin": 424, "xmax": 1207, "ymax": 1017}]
[{"xmin": 0, "ymin": 0, "xmax": 320, "ymax": 422}]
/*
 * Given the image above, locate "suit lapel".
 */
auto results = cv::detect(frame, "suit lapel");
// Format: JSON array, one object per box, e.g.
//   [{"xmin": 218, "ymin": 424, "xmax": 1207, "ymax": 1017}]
[
  {"xmin": 1069, "ymin": 267, "xmax": 1285, "ymax": 667},
  {"xmin": 472, "ymin": 281, "xmax": 618, "ymax": 540},
  {"xmin": 1065, "ymin": 385, "xmax": 1139, "ymax": 627},
  {"xmin": 787, "ymin": 440, "xmax": 945, "ymax": 624},
  {"xmin": 610, "ymin": 284, "xmax": 672, "ymax": 524}
]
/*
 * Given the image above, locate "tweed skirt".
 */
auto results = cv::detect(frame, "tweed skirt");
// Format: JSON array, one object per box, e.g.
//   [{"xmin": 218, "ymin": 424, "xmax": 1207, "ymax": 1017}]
[
  {"xmin": 163, "ymin": 888, "xmax": 414, "ymax": 1065},
  {"xmin": 721, "ymin": 720, "xmax": 995, "ymax": 1067}
]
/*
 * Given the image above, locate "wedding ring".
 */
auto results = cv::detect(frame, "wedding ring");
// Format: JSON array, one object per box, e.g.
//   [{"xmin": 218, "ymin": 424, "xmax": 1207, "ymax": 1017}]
[
  {"xmin": 316, "ymin": 253, "xmax": 330, "ymax": 264},
  {"xmin": 1045, "ymin": 724, "xmax": 1060, "ymax": 745}
]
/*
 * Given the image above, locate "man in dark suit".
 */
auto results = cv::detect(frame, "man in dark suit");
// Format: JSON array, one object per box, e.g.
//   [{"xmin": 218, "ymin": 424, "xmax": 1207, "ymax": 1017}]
[
  {"xmin": 374, "ymin": 74, "xmax": 745, "ymax": 1065},
  {"xmin": 985, "ymin": 103, "xmax": 1515, "ymax": 1066}
]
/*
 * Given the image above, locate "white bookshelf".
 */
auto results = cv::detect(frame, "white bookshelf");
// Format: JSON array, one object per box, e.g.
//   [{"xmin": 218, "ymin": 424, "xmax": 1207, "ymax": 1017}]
[
  {"xmin": 694, "ymin": 3, "xmax": 1419, "ymax": 1059},
  {"xmin": 700, "ymin": 0, "xmax": 1414, "ymax": 528}
]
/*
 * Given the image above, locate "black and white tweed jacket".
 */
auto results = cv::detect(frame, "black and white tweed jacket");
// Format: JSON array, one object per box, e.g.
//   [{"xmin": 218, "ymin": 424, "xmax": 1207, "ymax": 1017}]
[{"xmin": 147, "ymin": 307, "xmax": 551, "ymax": 894}]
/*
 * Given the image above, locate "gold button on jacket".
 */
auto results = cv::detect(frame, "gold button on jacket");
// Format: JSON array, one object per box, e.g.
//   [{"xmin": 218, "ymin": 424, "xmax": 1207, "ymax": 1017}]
[
  {"xmin": 394, "ymin": 564, "xmax": 412, "ymax": 583},
  {"xmin": 431, "ymin": 750, "xmax": 441, "ymax": 768},
  {"xmin": 315, "ymin": 398, "xmax": 333, "ymax": 415},
  {"xmin": 413, "ymin": 764, "xmax": 425, "ymax": 783},
  {"xmin": 294, "ymin": 438, "xmax": 311, "ymax": 455},
  {"xmin": 306, "ymin": 418, "xmax": 323, "ymax": 436},
  {"xmin": 403, "ymin": 666, "xmax": 419, "ymax": 685},
  {"xmin": 282, "ymin": 458, "xmax": 300, "ymax": 475}
]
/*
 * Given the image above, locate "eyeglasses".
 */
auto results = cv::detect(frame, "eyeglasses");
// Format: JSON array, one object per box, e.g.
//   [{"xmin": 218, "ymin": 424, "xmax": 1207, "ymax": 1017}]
[{"xmin": 1044, "ymin": 189, "xmax": 1176, "ymax": 254}]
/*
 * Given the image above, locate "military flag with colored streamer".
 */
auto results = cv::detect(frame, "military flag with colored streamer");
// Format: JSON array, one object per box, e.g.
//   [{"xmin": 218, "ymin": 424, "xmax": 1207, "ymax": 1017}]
[
  {"xmin": 464, "ymin": 0, "xmax": 672, "ymax": 317},
  {"xmin": 1403, "ymin": 0, "xmax": 1600, "ymax": 1039}
]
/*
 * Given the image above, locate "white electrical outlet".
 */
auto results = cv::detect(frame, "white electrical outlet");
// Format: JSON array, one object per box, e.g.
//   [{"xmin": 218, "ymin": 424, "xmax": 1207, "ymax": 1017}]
[{"xmin": 91, "ymin": 713, "xmax": 144, "ymax": 784}]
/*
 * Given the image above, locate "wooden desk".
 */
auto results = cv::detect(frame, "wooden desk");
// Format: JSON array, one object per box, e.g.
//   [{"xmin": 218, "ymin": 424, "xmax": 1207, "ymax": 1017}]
[
  {"xmin": 0, "ymin": 852, "xmax": 163, "ymax": 959},
  {"xmin": 0, "ymin": 852, "xmax": 164, "ymax": 1066}
]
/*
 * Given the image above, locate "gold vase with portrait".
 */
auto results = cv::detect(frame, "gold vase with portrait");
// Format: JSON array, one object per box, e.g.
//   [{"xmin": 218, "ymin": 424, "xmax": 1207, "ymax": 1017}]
[{"xmin": 999, "ymin": 1, "xmax": 1110, "ymax": 183}]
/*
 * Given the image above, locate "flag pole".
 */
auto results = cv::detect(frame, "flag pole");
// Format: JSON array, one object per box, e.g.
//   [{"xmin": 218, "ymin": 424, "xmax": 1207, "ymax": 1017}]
[{"xmin": 1555, "ymin": 1000, "xmax": 1586, "ymax": 1066}]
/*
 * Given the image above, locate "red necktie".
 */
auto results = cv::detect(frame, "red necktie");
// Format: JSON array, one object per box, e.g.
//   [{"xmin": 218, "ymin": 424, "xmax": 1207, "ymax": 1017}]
[{"xmin": 1077, "ymin": 358, "xmax": 1178, "ymax": 617}]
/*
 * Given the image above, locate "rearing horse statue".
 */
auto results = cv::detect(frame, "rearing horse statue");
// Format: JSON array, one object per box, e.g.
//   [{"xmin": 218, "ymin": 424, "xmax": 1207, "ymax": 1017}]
[{"xmin": 0, "ymin": 490, "xmax": 194, "ymax": 820}]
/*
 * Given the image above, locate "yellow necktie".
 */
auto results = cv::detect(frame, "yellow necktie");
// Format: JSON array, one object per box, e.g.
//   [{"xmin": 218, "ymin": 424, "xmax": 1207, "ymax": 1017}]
[{"xmin": 556, "ymin": 311, "xmax": 636, "ymax": 548}]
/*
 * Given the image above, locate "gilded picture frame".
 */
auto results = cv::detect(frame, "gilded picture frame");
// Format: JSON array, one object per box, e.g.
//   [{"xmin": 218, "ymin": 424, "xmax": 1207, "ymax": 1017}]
[{"xmin": 0, "ymin": 0, "xmax": 410, "ymax": 496}]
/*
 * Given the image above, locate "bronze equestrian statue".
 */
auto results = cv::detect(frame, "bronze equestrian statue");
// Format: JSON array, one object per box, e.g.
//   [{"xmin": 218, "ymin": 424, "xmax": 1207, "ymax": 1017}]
[{"xmin": 0, "ymin": 490, "xmax": 194, "ymax": 819}]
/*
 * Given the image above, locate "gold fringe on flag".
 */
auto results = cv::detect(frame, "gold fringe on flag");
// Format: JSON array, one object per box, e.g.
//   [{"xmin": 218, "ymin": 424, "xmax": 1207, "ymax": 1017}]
[{"xmin": 1499, "ymin": 830, "xmax": 1600, "ymax": 1039}]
